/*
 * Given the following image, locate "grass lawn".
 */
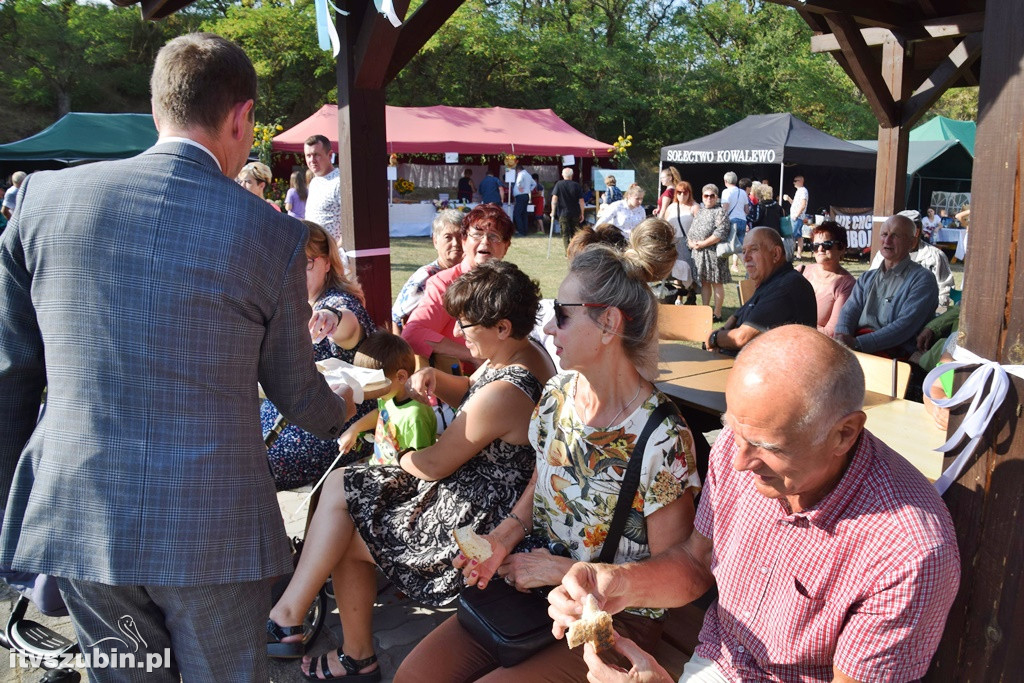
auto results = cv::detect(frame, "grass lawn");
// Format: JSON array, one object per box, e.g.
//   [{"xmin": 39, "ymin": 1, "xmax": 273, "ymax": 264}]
[{"xmin": 388, "ymin": 234, "xmax": 965, "ymax": 323}]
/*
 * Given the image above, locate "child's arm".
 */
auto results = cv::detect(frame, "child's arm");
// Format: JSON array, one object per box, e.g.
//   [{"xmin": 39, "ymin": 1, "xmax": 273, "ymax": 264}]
[{"xmin": 339, "ymin": 408, "xmax": 378, "ymax": 453}]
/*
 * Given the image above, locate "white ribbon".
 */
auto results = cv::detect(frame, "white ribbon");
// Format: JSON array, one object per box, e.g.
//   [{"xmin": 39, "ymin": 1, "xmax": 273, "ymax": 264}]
[{"xmin": 923, "ymin": 346, "xmax": 1024, "ymax": 495}]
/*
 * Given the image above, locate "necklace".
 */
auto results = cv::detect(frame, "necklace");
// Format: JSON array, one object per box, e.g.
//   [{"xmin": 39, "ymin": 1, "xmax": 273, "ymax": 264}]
[{"xmin": 606, "ymin": 383, "xmax": 643, "ymax": 427}]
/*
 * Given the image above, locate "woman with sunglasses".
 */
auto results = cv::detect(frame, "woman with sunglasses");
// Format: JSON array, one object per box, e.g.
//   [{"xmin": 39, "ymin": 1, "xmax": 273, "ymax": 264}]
[
  {"xmin": 663, "ymin": 180, "xmax": 701, "ymax": 304},
  {"xmin": 798, "ymin": 221, "xmax": 856, "ymax": 338},
  {"xmin": 687, "ymin": 183, "xmax": 731, "ymax": 322},
  {"xmin": 262, "ymin": 221, "xmax": 377, "ymax": 489},
  {"xmin": 396, "ymin": 234, "xmax": 700, "ymax": 682},
  {"xmin": 267, "ymin": 261, "xmax": 555, "ymax": 681}
]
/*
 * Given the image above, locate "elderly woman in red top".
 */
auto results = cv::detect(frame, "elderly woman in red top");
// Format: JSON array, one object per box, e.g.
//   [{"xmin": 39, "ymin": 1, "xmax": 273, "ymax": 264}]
[{"xmin": 401, "ymin": 204, "xmax": 513, "ymax": 369}]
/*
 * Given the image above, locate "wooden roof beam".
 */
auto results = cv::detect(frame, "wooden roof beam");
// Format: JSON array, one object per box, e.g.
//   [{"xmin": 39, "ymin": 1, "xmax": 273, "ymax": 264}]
[
  {"xmin": 811, "ymin": 12, "xmax": 986, "ymax": 53},
  {"xmin": 353, "ymin": 0, "xmax": 412, "ymax": 89},
  {"xmin": 824, "ymin": 12, "xmax": 898, "ymax": 127},
  {"xmin": 782, "ymin": 0, "xmax": 911, "ymax": 28},
  {"xmin": 903, "ymin": 32, "xmax": 983, "ymax": 128},
  {"xmin": 384, "ymin": 0, "xmax": 467, "ymax": 84}
]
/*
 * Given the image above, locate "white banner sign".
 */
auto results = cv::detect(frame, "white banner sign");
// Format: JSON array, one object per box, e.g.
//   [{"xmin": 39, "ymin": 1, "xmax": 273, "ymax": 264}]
[
  {"xmin": 562, "ymin": 155, "xmax": 575, "ymax": 166},
  {"xmin": 445, "ymin": 152, "xmax": 459, "ymax": 164},
  {"xmin": 665, "ymin": 148, "xmax": 777, "ymax": 164}
]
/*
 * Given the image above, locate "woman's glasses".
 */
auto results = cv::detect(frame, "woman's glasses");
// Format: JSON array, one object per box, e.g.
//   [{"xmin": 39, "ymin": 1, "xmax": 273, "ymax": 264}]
[
  {"xmin": 306, "ymin": 257, "xmax": 318, "ymax": 271},
  {"xmin": 456, "ymin": 319, "xmax": 481, "ymax": 332},
  {"xmin": 703, "ymin": 193, "xmax": 716, "ymax": 198},
  {"xmin": 466, "ymin": 229, "xmax": 504, "ymax": 244},
  {"xmin": 553, "ymin": 300, "xmax": 632, "ymax": 328},
  {"xmin": 813, "ymin": 240, "xmax": 838, "ymax": 251}
]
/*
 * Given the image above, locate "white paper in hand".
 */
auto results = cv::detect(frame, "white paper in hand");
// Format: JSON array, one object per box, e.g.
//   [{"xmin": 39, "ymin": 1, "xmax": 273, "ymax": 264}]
[{"xmin": 316, "ymin": 358, "xmax": 386, "ymax": 405}]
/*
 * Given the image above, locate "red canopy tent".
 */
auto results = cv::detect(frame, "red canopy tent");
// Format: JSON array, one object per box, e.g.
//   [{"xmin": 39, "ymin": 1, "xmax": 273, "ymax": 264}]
[{"xmin": 273, "ymin": 104, "xmax": 612, "ymax": 157}]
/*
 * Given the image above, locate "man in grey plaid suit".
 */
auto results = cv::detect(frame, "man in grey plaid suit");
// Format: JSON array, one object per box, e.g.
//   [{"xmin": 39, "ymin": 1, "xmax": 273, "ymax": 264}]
[{"xmin": 0, "ymin": 33, "xmax": 355, "ymax": 681}]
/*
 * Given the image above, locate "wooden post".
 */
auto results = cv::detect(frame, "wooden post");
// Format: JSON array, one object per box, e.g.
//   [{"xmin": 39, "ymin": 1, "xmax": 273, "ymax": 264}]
[
  {"xmin": 335, "ymin": 0, "xmax": 392, "ymax": 325},
  {"xmin": 871, "ymin": 33, "xmax": 908, "ymax": 256},
  {"xmin": 926, "ymin": 0, "xmax": 1024, "ymax": 678}
]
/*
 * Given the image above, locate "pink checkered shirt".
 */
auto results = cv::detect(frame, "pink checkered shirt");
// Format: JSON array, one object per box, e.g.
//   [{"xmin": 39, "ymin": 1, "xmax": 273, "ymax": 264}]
[{"xmin": 693, "ymin": 427, "xmax": 959, "ymax": 682}]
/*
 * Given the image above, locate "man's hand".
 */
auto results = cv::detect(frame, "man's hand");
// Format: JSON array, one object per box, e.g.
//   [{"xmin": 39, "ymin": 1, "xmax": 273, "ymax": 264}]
[
  {"xmin": 547, "ymin": 562, "xmax": 630, "ymax": 640},
  {"xmin": 328, "ymin": 381, "xmax": 356, "ymax": 421},
  {"xmin": 582, "ymin": 637, "xmax": 674, "ymax": 683},
  {"xmin": 917, "ymin": 327, "xmax": 936, "ymax": 352},
  {"xmin": 835, "ymin": 333, "xmax": 856, "ymax": 349}
]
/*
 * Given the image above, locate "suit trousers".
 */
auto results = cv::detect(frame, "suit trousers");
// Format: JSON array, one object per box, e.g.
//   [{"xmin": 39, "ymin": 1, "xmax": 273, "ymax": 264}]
[
  {"xmin": 513, "ymin": 194, "xmax": 531, "ymax": 236},
  {"xmin": 57, "ymin": 577, "xmax": 271, "ymax": 682}
]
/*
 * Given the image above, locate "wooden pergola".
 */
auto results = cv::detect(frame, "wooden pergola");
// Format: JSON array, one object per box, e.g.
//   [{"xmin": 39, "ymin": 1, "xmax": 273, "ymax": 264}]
[
  {"xmin": 126, "ymin": 0, "xmax": 1023, "ymax": 677},
  {"xmin": 772, "ymin": 1, "xmax": 1023, "ymax": 679}
]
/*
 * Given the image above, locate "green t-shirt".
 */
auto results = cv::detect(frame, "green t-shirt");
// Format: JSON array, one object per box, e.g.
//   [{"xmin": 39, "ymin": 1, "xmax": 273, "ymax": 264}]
[{"xmin": 371, "ymin": 395, "xmax": 437, "ymax": 466}]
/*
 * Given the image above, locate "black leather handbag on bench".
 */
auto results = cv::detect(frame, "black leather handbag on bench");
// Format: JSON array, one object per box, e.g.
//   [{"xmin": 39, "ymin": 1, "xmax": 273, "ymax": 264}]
[{"xmin": 456, "ymin": 402, "xmax": 675, "ymax": 667}]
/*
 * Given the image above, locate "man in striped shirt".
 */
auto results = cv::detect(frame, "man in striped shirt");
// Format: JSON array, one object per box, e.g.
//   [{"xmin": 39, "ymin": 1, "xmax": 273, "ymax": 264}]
[{"xmin": 550, "ymin": 325, "xmax": 959, "ymax": 683}]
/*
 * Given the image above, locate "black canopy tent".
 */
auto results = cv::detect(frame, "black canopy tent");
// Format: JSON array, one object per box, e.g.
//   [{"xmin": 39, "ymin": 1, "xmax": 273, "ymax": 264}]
[{"xmin": 660, "ymin": 113, "xmax": 877, "ymax": 208}]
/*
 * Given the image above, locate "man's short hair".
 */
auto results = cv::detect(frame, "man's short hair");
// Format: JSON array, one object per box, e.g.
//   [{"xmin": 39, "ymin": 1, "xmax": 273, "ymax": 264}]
[
  {"xmin": 150, "ymin": 33, "xmax": 256, "ymax": 135},
  {"xmin": 354, "ymin": 331, "xmax": 416, "ymax": 377},
  {"xmin": 11, "ymin": 171, "xmax": 26, "ymax": 185},
  {"xmin": 749, "ymin": 226, "xmax": 783, "ymax": 251},
  {"xmin": 304, "ymin": 135, "xmax": 331, "ymax": 152},
  {"xmin": 723, "ymin": 171, "xmax": 738, "ymax": 185},
  {"xmin": 562, "ymin": 168, "xmax": 573, "ymax": 179}
]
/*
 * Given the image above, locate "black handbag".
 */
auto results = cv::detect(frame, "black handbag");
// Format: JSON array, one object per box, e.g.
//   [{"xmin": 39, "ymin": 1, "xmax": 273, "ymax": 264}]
[{"xmin": 456, "ymin": 402, "xmax": 675, "ymax": 667}]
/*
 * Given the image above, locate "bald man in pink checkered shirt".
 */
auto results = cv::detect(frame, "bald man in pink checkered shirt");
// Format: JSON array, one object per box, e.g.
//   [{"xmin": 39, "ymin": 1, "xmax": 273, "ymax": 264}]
[{"xmin": 550, "ymin": 325, "xmax": 960, "ymax": 683}]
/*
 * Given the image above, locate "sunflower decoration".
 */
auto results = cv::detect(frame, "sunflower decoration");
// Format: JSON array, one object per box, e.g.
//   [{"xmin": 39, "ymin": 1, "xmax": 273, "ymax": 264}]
[
  {"xmin": 388, "ymin": 153, "xmax": 399, "ymax": 167},
  {"xmin": 504, "ymin": 154, "xmax": 518, "ymax": 168},
  {"xmin": 394, "ymin": 177, "xmax": 415, "ymax": 196},
  {"xmin": 252, "ymin": 121, "xmax": 284, "ymax": 166},
  {"xmin": 607, "ymin": 134, "xmax": 633, "ymax": 164}
]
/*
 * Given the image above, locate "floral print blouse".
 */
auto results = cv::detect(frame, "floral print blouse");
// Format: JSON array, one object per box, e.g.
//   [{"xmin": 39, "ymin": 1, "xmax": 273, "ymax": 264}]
[{"xmin": 529, "ymin": 372, "xmax": 702, "ymax": 619}]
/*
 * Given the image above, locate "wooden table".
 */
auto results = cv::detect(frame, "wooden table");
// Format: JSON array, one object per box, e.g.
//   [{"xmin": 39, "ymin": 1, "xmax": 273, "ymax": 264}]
[
  {"xmin": 655, "ymin": 343, "xmax": 946, "ymax": 481},
  {"xmin": 657, "ymin": 342, "xmax": 735, "ymax": 383}
]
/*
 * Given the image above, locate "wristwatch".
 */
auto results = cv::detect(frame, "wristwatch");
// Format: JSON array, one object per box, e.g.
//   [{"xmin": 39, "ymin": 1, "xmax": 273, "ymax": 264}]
[{"xmin": 710, "ymin": 330, "xmax": 720, "ymax": 348}]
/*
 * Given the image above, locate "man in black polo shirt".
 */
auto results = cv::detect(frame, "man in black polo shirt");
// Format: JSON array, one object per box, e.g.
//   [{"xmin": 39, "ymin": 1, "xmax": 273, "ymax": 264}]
[
  {"xmin": 550, "ymin": 167, "xmax": 585, "ymax": 251},
  {"xmin": 708, "ymin": 227, "xmax": 816, "ymax": 353}
]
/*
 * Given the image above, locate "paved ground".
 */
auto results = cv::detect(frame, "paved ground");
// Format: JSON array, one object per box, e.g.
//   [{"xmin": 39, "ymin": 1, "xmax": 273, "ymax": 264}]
[{"xmin": 0, "ymin": 490, "xmax": 454, "ymax": 683}]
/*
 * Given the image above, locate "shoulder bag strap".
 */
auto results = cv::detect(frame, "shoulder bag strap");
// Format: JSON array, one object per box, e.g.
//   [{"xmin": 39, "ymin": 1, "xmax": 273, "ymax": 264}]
[{"xmin": 598, "ymin": 401, "xmax": 677, "ymax": 564}]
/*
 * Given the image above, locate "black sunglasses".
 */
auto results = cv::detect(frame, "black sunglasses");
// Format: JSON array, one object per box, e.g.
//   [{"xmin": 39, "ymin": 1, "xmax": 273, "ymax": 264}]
[
  {"xmin": 813, "ymin": 240, "xmax": 839, "ymax": 251},
  {"xmin": 553, "ymin": 300, "xmax": 632, "ymax": 328}
]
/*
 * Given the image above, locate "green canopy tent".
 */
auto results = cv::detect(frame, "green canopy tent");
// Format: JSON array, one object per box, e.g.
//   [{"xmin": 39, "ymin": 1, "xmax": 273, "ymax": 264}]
[
  {"xmin": 909, "ymin": 115, "xmax": 976, "ymax": 156},
  {"xmin": 0, "ymin": 113, "xmax": 158, "ymax": 177}
]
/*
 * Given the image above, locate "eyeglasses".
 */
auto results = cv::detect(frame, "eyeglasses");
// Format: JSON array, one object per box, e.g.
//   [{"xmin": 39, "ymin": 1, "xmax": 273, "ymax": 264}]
[
  {"xmin": 466, "ymin": 229, "xmax": 505, "ymax": 244},
  {"xmin": 306, "ymin": 257, "xmax": 319, "ymax": 271},
  {"xmin": 813, "ymin": 240, "xmax": 838, "ymax": 251},
  {"xmin": 552, "ymin": 300, "xmax": 632, "ymax": 328},
  {"xmin": 456, "ymin": 319, "xmax": 481, "ymax": 332}
]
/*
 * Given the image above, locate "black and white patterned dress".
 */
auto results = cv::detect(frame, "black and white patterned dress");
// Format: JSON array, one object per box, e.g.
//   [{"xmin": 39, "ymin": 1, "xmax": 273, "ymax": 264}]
[{"xmin": 343, "ymin": 365, "xmax": 542, "ymax": 606}]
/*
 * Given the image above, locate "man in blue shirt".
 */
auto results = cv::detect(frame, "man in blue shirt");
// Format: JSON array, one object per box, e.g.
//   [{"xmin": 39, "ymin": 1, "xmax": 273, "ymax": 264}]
[{"xmin": 477, "ymin": 170, "xmax": 503, "ymax": 205}]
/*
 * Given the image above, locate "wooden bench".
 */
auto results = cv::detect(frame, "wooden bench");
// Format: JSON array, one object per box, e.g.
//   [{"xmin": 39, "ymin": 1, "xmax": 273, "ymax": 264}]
[{"xmin": 652, "ymin": 603, "xmax": 707, "ymax": 679}]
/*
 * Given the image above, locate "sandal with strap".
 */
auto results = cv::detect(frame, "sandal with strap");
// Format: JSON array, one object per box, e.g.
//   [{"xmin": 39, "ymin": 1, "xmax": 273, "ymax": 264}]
[
  {"xmin": 303, "ymin": 650, "xmax": 381, "ymax": 682},
  {"xmin": 267, "ymin": 619, "xmax": 305, "ymax": 659}
]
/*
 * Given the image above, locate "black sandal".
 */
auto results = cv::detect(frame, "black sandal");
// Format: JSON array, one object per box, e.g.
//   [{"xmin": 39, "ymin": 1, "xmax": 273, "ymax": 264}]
[
  {"xmin": 267, "ymin": 619, "xmax": 305, "ymax": 659},
  {"xmin": 303, "ymin": 650, "xmax": 381, "ymax": 682}
]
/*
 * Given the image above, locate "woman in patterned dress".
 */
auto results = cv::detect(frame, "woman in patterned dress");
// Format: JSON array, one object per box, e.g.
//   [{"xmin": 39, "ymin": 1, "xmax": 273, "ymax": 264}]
[
  {"xmin": 396, "ymin": 235, "xmax": 701, "ymax": 682},
  {"xmin": 267, "ymin": 260, "xmax": 556, "ymax": 681},
  {"xmin": 262, "ymin": 221, "xmax": 376, "ymax": 490},
  {"xmin": 688, "ymin": 183, "xmax": 731, "ymax": 322}
]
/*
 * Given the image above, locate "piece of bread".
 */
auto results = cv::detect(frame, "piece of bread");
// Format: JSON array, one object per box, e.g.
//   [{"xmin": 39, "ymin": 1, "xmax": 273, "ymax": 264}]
[
  {"xmin": 566, "ymin": 594, "xmax": 615, "ymax": 651},
  {"xmin": 453, "ymin": 525, "xmax": 493, "ymax": 563}
]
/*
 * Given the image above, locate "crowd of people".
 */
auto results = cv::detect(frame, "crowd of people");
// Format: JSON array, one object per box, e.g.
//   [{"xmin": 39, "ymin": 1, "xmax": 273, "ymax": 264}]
[{"xmin": 0, "ymin": 31, "xmax": 968, "ymax": 683}]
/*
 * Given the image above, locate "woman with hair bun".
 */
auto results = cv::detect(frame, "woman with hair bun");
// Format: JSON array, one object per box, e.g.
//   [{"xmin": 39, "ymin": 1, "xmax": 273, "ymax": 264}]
[
  {"xmin": 237, "ymin": 161, "xmax": 281, "ymax": 211},
  {"xmin": 397, "ymin": 224, "xmax": 699, "ymax": 682}
]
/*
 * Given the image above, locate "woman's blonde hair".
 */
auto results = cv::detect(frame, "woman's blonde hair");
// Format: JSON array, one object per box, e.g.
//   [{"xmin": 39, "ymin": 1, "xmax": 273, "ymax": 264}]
[
  {"xmin": 661, "ymin": 166, "xmax": 681, "ymax": 186},
  {"xmin": 240, "ymin": 161, "xmax": 272, "ymax": 186},
  {"xmin": 303, "ymin": 220, "xmax": 365, "ymax": 305},
  {"xmin": 568, "ymin": 221, "xmax": 677, "ymax": 380},
  {"xmin": 625, "ymin": 183, "xmax": 645, "ymax": 199}
]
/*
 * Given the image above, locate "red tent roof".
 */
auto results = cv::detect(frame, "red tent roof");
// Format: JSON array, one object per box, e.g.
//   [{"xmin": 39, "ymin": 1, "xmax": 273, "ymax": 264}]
[{"xmin": 272, "ymin": 104, "xmax": 612, "ymax": 157}]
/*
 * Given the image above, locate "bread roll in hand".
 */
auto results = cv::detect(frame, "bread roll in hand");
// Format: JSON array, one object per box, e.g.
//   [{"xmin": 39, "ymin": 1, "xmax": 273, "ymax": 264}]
[
  {"xmin": 453, "ymin": 525, "xmax": 493, "ymax": 563},
  {"xmin": 566, "ymin": 594, "xmax": 614, "ymax": 651}
]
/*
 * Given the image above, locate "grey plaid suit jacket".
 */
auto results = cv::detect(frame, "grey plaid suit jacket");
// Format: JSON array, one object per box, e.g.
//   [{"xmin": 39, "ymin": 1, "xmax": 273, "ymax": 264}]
[{"xmin": 0, "ymin": 142, "xmax": 348, "ymax": 586}]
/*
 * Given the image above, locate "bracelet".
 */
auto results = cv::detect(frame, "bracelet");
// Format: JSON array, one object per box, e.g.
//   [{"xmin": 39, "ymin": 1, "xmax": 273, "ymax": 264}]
[
  {"xmin": 320, "ymin": 304, "xmax": 344, "ymax": 320},
  {"xmin": 507, "ymin": 512, "xmax": 530, "ymax": 537}
]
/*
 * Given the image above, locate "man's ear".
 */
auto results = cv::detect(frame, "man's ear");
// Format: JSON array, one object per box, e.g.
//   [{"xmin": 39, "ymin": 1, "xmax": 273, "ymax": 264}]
[
  {"xmin": 231, "ymin": 99, "xmax": 255, "ymax": 141},
  {"xmin": 831, "ymin": 410, "xmax": 867, "ymax": 457}
]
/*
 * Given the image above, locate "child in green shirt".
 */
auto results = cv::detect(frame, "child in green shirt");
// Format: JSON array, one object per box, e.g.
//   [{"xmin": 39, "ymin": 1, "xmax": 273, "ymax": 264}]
[{"xmin": 341, "ymin": 331, "xmax": 436, "ymax": 465}]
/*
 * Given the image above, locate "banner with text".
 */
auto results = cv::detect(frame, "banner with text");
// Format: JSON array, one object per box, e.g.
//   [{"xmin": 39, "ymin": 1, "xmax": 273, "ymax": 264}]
[
  {"xmin": 832, "ymin": 207, "xmax": 873, "ymax": 250},
  {"xmin": 664, "ymin": 148, "xmax": 779, "ymax": 164}
]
